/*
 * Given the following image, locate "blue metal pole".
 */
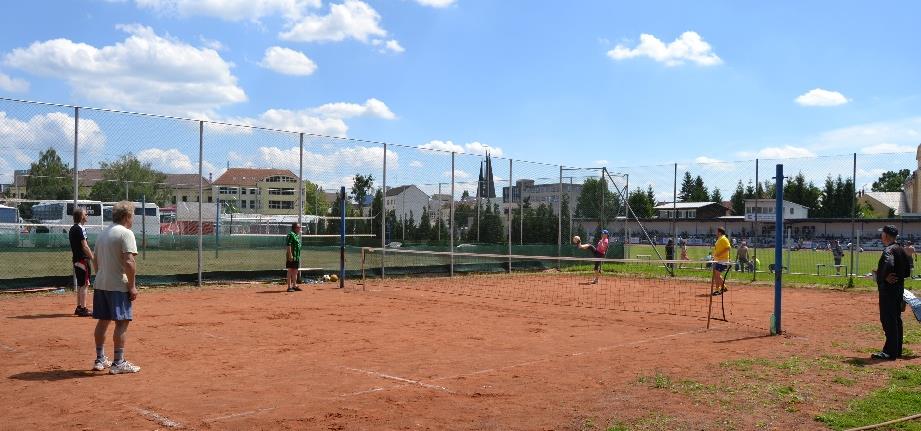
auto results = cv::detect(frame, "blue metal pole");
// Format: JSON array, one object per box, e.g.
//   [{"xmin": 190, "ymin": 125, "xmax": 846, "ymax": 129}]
[
  {"xmin": 774, "ymin": 164, "xmax": 784, "ymax": 335},
  {"xmin": 339, "ymin": 186, "xmax": 346, "ymax": 289}
]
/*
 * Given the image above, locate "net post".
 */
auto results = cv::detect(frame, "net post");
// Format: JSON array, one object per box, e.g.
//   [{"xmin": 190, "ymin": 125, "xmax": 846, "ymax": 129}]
[
  {"xmin": 339, "ymin": 186, "xmax": 346, "ymax": 289},
  {"xmin": 773, "ymin": 163, "xmax": 784, "ymax": 335},
  {"xmin": 197, "ymin": 120, "xmax": 203, "ymax": 287},
  {"xmin": 671, "ymin": 163, "xmax": 677, "ymax": 272},
  {"xmin": 450, "ymin": 152, "xmax": 455, "ymax": 276},
  {"xmin": 382, "ymin": 143, "xmax": 387, "ymax": 279},
  {"xmin": 73, "ymin": 106, "xmax": 79, "ymax": 292},
  {"xmin": 508, "ymin": 158, "xmax": 512, "ymax": 273}
]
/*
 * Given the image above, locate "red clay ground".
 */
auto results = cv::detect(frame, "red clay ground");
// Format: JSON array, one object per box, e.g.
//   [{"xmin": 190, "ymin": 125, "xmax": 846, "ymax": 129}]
[{"xmin": 0, "ymin": 278, "xmax": 915, "ymax": 430}]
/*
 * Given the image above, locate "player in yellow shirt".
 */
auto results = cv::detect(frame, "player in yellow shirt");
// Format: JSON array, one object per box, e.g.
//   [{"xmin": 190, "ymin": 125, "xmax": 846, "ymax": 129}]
[{"xmin": 712, "ymin": 227, "xmax": 731, "ymax": 295}]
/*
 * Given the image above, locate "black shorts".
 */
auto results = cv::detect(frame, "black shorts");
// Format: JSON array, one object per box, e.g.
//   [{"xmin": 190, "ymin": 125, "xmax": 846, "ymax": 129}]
[
  {"xmin": 285, "ymin": 259, "xmax": 300, "ymax": 269},
  {"xmin": 588, "ymin": 246, "xmax": 605, "ymax": 270},
  {"xmin": 713, "ymin": 263, "xmax": 730, "ymax": 272},
  {"xmin": 73, "ymin": 260, "xmax": 91, "ymax": 287}
]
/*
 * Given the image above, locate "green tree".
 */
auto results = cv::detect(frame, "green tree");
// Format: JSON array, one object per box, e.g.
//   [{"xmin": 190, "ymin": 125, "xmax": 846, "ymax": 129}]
[
  {"xmin": 417, "ymin": 207, "xmax": 432, "ymax": 241},
  {"xmin": 304, "ymin": 181, "xmax": 329, "ymax": 215},
  {"xmin": 816, "ymin": 175, "xmax": 856, "ymax": 218},
  {"xmin": 678, "ymin": 172, "xmax": 694, "ymax": 201},
  {"xmin": 730, "ymin": 180, "xmax": 745, "ymax": 215},
  {"xmin": 627, "ymin": 186, "xmax": 655, "ymax": 218},
  {"xmin": 89, "ymin": 154, "xmax": 169, "ymax": 205},
  {"xmin": 710, "ymin": 187, "xmax": 723, "ymax": 204},
  {"xmin": 350, "ymin": 173, "xmax": 374, "ymax": 216},
  {"xmin": 871, "ymin": 169, "xmax": 911, "ymax": 192},
  {"xmin": 371, "ymin": 189, "xmax": 383, "ymax": 239},
  {"xmin": 690, "ymin": 176, "xmax": 709, "ymax": 201},
  {"xmin": 782, "ymin": 172, "xmax": 821, "ymax": 208},
  {"xmin": 575, "ymin": 177, "xmax": 619, "ymax": 229},
  {"xmin": 25, "ymin": 148, "xmax": 73, "ymax": 201}
]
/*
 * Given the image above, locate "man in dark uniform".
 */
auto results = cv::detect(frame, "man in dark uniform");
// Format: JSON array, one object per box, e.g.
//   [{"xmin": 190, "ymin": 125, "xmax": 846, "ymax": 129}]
[
  {"xmin": 69, "ymin": 207, "xmax": 95, "ymax": 317},
  {"xmin": 872, "ymin": 225, "xmax": 909, "ymax": 360}
]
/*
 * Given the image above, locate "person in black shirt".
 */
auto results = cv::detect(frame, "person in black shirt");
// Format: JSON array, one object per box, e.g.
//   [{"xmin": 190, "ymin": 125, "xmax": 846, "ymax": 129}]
[
  {"xmin": 872, "ymin": 225, "xmax": 909, "ymax": 360},
  {"xmin": 69, "ymin": 207, "xmax": 95, "ymax": 317}
]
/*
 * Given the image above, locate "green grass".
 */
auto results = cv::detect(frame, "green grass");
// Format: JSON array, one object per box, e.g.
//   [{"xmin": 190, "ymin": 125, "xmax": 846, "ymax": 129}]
[{"xmin": 816, "ymin": 366, "xmax": 921, "ymax": 430}]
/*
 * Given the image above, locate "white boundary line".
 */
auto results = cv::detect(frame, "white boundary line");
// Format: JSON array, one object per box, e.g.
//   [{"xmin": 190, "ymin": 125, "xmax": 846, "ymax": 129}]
[
  {"xmin": 339, "ymin": 328, "xmax": 706, "ymax": 398},
  {"xmin": 134, "ymin": 407, "xmax": 183, "ymax": 429},
  {"xmin": 342, "ymin": 367, "xmax": 455, "ymax": 394},
  {"xmin": 203, "ymin": 407, "xmax": 276, "ymax": 423}
]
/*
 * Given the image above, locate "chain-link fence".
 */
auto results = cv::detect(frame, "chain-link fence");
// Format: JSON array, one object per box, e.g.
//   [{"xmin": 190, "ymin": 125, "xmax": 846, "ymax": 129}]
[{"xmin": 2, "ymin": 96, "xmax": 919, "ymax": 289}]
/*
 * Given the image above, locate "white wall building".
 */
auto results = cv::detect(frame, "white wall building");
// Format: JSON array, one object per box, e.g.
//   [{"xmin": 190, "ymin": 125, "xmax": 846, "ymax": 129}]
[
  {"xmin": 385, "ymin": 185, "xmax": 430, "ymax": 224},
  {"xmin": 744, "ymin": 199, "xmax": 809, "ymax": 221}
]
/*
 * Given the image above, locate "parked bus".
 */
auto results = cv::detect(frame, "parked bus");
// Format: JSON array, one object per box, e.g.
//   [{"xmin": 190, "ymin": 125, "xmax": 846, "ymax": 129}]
[
  {"xmin": 103, "ymin": 202, "xmax": 160, "ymax": 236},
  {"xmin": 28, "ymin": 200, "xmax": 104, "ymax": 234}
]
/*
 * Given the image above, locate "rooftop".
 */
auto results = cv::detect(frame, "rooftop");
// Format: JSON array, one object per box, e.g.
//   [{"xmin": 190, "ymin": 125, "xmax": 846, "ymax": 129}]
[
  {"xmin": 214, "ymin": 168, "xmax": 297, "ymax": 187},
  {"xmin": 653, "ymin": 202, "xmax": 720, "ymax": 210}
]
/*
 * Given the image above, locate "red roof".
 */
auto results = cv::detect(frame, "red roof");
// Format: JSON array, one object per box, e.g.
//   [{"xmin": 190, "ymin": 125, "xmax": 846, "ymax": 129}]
[{"xmin": 213, "ymin": 168, "xmax": 297, "ymax": 187}]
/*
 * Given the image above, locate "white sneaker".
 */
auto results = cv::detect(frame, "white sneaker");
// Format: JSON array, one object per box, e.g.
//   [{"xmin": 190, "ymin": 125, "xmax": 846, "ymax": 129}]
[
  {"xmin": 109, "ymin": 360, "xmax": 141, "ymax": 374},
  {"xmin": 92, "ymin": 356, "xmax": 112, "ymax": 371}
]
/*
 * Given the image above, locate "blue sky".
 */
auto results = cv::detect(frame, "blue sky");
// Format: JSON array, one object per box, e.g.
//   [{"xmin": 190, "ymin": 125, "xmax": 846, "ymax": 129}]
[{"xmin": 1, "ymin": 1, "xmax": 920, "ymax": 196}]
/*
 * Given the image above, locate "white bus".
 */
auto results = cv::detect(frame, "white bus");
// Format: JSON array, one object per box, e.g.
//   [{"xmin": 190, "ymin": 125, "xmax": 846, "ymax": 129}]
[
  {"xmin": 0, "ymin": 204, "xmax": 22, "ymax": 235},
  {"xmin": 29, "ymin": 200, "xmax": 104, "ymax": 234},
  {"xmin": 103, "ymin": 202, "xmax": 160, "ymax": 236}
]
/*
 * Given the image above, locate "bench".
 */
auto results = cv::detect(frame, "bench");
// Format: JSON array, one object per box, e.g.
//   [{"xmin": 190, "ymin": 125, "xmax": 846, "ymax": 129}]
[
  {"xmin": 636, "ymin": 254, "xmax": 652, "ymax": 260},
  {"xmin": 816, "ymin": 263, "xmax": 848, "ymax": 276}
]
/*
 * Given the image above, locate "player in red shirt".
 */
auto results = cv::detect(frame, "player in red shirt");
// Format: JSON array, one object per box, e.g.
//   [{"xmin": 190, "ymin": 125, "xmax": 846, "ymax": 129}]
[{"xmin": 576, "ymin": 229, "xmax": 609, "ymax": 284}]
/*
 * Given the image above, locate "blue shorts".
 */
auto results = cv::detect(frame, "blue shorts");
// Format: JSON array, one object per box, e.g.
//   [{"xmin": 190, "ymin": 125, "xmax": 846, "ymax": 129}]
[
  {"xmin": 713, "ymin": 263, "xmax": 730, "ymax": 272},
  {"xmin": 92, "ymin": 290, "xmax": 133, "ymax": 321}
]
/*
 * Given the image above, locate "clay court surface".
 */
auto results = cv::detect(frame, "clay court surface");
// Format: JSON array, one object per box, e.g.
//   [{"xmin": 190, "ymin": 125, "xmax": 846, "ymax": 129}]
[{"xmin": 0, "ymin": 277, "xmax": 908, "ymax": 430}]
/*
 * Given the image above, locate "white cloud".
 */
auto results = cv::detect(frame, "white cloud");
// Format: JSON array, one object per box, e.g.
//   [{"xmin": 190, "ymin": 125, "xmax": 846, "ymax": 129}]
[
  {"xmin": 198, "ymin": 36, "xmax": 225, "ymax": 51},
  {"xmin": 0, "ymin": 71, "xmax": 29, "ymax": 93},
  {"xmin": 811, "ymin": 117, "xmax": 921, "ymax": 152},
  {"xmin": 133, "ymin": 0, "xmax": 320, "ymax": 22},
  {"xmin": 136, "ymin": 147, "xmax": 217, "ymax": 175},
  {"xmin": 311, "ymin": 98, "xmax": 396, "ymax": 120},
  {"xmin": 0, "ymin": 111, "xmax": 107, "ymax": 182},
  {"xmin": 693, "ymin": 156, "xmax": 735, "ymax": 172},
  {"xmin": 592, "ymin": 159, "xmax": 608, "ymax": 166},
  {"xmin": 280, "ymin": 0, "xmax": 389, "ymax": 44},
  {"xmin": 795, "ymin": 88, "xmax": 848, "ymax": 107},
  {"xmin": 861, "ymin": 143, "xmax": 916, "ymax": 154},
  {"xmin": 259, "ymin": 46, "xmax": 317, "ymax": 76},
  {"xmin": 4, "ymin": 24, "xmax": 246, "ymax": 117},
  {"xmin": 607, "ymin": 31, "xmax": 722, "ymax": 67},
  {"xmin": 383, "ymin": 39, "xmax": 404, "ymax": 53},
  {"xmin": 409, "ymin": 160, "xmax": 423, "ymax": 168},
  {"xmin": 418, "ymin": 140, "xmax": 503, "ymax": 157},
  {"xmin": 415, "ymin": 0, "xmax": 455, "ymax": 7},
  {"xmin": 743, "ymin": 145, "xmax": 816, "ymax": 160},
  {"xmin": 444, "ymin": 169, "xmax": 470, "ymax": 179},
  {"xmin": 254, "ymin": 144, "xmax": 397, "ymax": 175}
]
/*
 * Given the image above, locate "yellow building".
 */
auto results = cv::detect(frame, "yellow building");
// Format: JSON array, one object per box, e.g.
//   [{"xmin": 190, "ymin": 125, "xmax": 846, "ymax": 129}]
[{"xmin": 212, "ymin": 168, "xmax": 301, "ymax": 215}]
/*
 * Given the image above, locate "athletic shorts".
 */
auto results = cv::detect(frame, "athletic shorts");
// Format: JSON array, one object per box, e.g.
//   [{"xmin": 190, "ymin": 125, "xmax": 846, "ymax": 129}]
[
  {"xmin": 92, "ymin": 290, "xmax": 132, "ymax": 321},
  {"xmin": 285, "ymin": 259, "xmax": 300, "ymax": 269},
  {"xmin": 588, "ymin": 246, "xmax": 605, "ymax": 270},
  {"xmin": 73, "ymin": 259, "xmax": 91, "ymax": 287},
  {"xmin": 713, "ymin": 263, "xmax": 729, "ymax": 272}
]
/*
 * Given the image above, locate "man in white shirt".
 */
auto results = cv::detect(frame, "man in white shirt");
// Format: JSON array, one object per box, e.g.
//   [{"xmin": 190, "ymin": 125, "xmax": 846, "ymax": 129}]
[{"xmin": 91, "ymin": 201, "xmax": 140, "ymax": 374}]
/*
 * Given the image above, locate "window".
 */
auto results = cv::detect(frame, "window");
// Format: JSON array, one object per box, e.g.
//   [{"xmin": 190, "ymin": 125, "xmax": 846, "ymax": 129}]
[
  {"xmin": 182, "ymin": 196, "xmax": 187, "ymax": 202},
  {"xmin": 218, "ymin": 186, "xmax": 238, "ymax": 195},
  {"xmin": 249, "ymin": 188, "xmax": 258, "ymax": 195},
  {"xmin": 249, "ymin": 200, "xmax": 255, "ymax": 209},
  {"xmin": 241, "ymin": 188, "xmax": 246, "ymax": 195},
  {"xmin": 33, "ymin": 203, "xmax": 64, "ymax": 221},
  {"xmin": 268, "ymin": 188, "xmax": 295, "ymax": 195},
  {"xmin": 269, "ymin": 200, "xmax": 294, "ymax": 209},
  {"xmin": 207, "ymin": 196, "xmax": 213, "ymax": 203},
  {"xmin": 790, "ymin": 207, "xmax": 794, "ymax": 215},
  {"xmin": 266, "ymin": 176, "xmax": 295, "ymax": 183}
]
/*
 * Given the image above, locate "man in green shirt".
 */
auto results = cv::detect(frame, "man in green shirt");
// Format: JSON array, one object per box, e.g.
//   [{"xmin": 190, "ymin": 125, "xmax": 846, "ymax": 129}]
[{"xmin": 285, "ymin": 223, "xmax": 302, "ymax": 292}]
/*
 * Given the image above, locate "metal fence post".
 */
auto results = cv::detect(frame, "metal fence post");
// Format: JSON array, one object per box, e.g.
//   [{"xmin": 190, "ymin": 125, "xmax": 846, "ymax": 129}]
[
  {"xmin": 508, "ymin": 159, "xmax": 512, "ymax": 272},
  {"xmin": 381, "ymin": 143, "xmax": 387, "ymax": 278},
  {"xmin": 849, "ymin": 153, "xmax": 857, "ymax": 285},
  {"xmin": 753, "ymin": 158, "xmax": 759, "ymax": 281},
  {"xmin": 450, "ymin": 152, "xmax": 455, "ymax": 276},
  {"xmin": 197, "ymin": 121, "xmax": 204, "ymax": 287},
  {"xmin": 671, "ymin": 163, "xmax": 677, "ymax": 245},
  {"xmin": 298, "ymin": 133, "xmax": 303, "ymax": 237},
  {"xmin": 73, "ymin": 106, "xmax": 79, "ymax": 292},
  {"xmin": 558, "ymin": 165, "xmax": 563, "ymax": 267},
  {"xmin": 774, "ymin": 163, "xmax": 784, "ymax": 335}
]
